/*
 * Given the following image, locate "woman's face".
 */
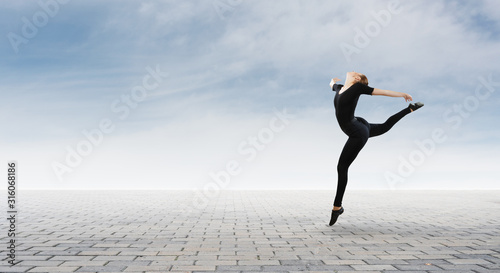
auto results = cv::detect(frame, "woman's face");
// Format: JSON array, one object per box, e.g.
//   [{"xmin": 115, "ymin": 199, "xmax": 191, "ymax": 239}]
[{"xmin": 347, "ymin": 71, "xmax": 361, "ymax": 82}]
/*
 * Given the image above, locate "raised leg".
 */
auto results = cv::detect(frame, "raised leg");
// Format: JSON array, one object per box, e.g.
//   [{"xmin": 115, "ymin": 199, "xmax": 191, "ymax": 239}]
[{"xmin": 368, "ymin": 107, "xmax": 411, "ymax": 138}]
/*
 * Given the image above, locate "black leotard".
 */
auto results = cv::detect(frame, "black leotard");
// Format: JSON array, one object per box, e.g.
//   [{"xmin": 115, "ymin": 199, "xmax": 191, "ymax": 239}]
[
  {"xmin": 334, "ymin": 82, "xmax": 374, "ymax": 136},
  {"xmin": 331, "ymin": 82, "xmax": 411, "ymax": 207}
]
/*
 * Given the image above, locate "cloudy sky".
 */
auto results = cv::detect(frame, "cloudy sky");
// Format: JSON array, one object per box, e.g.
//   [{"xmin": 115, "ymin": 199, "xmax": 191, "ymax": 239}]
[{"xmin": 1, "ymin": 0, "xmax": 499, "ymax": 190}]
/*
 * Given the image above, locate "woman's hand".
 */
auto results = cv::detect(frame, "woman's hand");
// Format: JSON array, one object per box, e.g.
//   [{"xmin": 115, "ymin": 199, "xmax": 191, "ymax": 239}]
[
  {"xmin": 330, "ymin": 78, "xmax": 341, "ymax": 89},
  {"xmin": 402, "ymin": 93, "xmax": 413, "ymax": 102}
]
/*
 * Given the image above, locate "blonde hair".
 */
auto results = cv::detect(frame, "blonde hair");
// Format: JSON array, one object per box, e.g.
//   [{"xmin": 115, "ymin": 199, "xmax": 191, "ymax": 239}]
[{"xmin": 358, "ymin": 74, "xmax": 368, "ymax": 85}]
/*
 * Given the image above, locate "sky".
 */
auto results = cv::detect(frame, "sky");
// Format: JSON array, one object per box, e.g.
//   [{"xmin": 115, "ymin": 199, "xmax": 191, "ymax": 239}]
[{"xmin": 0, "ymin": 0, "xmax": 499, "ymax": 190}]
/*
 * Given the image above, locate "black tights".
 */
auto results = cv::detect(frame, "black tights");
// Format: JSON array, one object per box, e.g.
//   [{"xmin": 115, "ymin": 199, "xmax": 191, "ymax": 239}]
[{"xmin": 333, "ymin": 107, "xmax": 411, "ymax": 207}]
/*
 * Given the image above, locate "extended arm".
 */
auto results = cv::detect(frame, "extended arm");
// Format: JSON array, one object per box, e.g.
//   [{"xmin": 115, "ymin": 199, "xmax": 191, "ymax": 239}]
[{"xmin": 372, "ymin": 88, "xmax": 412, "ymax": 102}]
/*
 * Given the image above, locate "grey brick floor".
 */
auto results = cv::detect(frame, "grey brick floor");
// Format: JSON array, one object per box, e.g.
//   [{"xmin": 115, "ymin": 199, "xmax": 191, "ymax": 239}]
[{"xmin": 0, "ymin": 190, "xmax": 499, "ymax": 272}]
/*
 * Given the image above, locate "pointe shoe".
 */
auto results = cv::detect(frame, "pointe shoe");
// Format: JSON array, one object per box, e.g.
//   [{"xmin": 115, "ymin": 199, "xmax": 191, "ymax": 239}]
[
  {"xmin": 409, "ymin": 102, "xmax": 424, "ymax": 112},
  {"xmin": 329, "ymin": 207, "xmax": 344, "ymax": 226}
]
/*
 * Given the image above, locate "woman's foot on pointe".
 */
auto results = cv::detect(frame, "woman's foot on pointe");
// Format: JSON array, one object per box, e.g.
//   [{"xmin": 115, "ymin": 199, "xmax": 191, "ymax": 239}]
[
  {"xmin": 409, "ymin": 102, "xmax": 424, "ymax": 112},
  {"xmin": 329, "ymin": 207, "xmax": 344, "ymax": 226}
]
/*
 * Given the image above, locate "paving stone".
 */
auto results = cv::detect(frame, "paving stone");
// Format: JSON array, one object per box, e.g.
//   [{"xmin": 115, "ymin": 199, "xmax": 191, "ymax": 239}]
[
  {"xmin": 170, "ymin": 265, "xmax": 216, "ymax": 271},
  {"xmin": 0, "ymin": 266, "xmax": 35, "ymax": 272},
  {"xmin": 123, "ymin": 265, "xmax": 171, "ymax": 271},
  {"xmin": 74, "ymin": 266, "xmax": 128, "ymax": 272},
  {"xmin": 393, "ymin": 264, "xmax": 443, "ymax": 270},
  {"xmin": 27, "ymin": 266, "xmax": 80, "ymax": 272},
  {"xmin": 279, "ymin": 259, "xmax": 325, "ymax": 266},
  {"xmin": 12, "ymin": 261, "xmax": 63, "ymax": 267},
  {"xmin": 446, "ymin": 258, "xmax": 493, "ymax": 264},
  {"xmin": 194, "ymin": 260, "xmax": 237, "ymax": 266},
  {"xmin": 350, "ymin": 264, "xmax": 398, "ymax": 271},
  {"xmin": 215, "ymin": 265, "xmax": 262, "ymax": 271},
  {"xmin": 322, "ymin": 259, "xmax": 366, "ymax": 265},
  {"xmin": 237, "ymin": 259, "xmax": 281, "ymax": 266},
  {"xmin": 60, "ymin": 261, "xmax": 107, "ymax": 267}
]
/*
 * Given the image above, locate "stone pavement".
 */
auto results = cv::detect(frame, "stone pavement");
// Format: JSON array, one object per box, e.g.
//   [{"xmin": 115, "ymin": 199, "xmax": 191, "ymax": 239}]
[{"xmin": 0, "ymin": 190, "xmax": 499, "ymax": 273}]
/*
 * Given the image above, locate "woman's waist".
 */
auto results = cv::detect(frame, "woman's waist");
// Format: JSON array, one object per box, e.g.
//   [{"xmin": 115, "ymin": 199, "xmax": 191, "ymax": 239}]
[
  {"xmin": 339, "ymin": 117, "xmax": 368, "ymax": 134},
  {"xmin": 338, "ymin": 117, "xmax": 359, "ymax": 128}
]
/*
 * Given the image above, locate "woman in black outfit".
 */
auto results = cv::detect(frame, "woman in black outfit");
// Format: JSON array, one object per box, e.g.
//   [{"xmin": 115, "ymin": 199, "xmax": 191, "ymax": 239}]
[{"xmin": 329, "ymin": 72, "xmax": 423, "ymax": 226}]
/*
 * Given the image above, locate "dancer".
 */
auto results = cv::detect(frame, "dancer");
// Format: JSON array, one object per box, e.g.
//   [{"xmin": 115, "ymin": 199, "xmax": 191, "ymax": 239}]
[{"xmin": 329, "ymin": 72, "xmax": 423, "ymax": 226}]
